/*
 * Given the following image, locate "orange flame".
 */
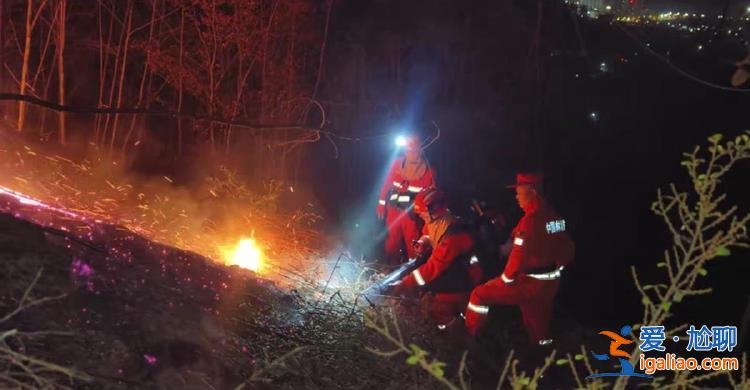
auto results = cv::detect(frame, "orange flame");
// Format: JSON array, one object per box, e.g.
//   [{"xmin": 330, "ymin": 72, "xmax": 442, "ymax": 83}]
[{"xmin": 221, "ymin": 238, "xmax": 263, "ymax": 272}]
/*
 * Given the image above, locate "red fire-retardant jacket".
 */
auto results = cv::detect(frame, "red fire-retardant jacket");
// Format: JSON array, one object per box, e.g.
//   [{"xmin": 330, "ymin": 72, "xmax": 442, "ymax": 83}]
[
  {"xmin": 401, "ymin": 226, "xmax": 478, "ymax": 292},
  {"xmin": 500, "ymin": 200, "xmax": 574, "ymax": 283},
  {"xmin": 378, "ymin": 157, "xmax": 436, "ymax": 208}
]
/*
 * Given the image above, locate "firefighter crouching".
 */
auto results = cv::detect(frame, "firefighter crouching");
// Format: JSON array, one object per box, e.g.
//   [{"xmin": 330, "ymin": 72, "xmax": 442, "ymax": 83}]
[
  {"xmin": 377, "ymin": 136, "xmax": 436, "ymax": 265},
  {"xmin": 464, "ymin": 173, "xmax": 574, "ymax": 345},
  {"xmin": 393, "ymin": 188, "xmax": 483, "ymax": 328}
]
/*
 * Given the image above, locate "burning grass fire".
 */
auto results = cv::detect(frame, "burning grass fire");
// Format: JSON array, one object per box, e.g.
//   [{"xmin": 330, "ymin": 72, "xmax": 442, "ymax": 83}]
[
  {"xmin": 221, "ymin": 238, "xmax": 263, "ymax": 272},
  {"xmin": 0, "ymin": 134, "xmax": 332, "ymax": 287}
]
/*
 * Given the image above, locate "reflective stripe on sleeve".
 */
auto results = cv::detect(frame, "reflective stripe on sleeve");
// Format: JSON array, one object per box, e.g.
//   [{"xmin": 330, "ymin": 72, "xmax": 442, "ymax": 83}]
[
  {"xmin": 527, "ymin": 267, "xmax": 563, "ymax": 281},
  {"xmin": 513, "ymin": 237, "xmax": 524, "ymax": 246},
  {"xmin": 412, "ymin": 269, "xmax": 426, "ymax": 286},
  {"xmin": 501, "ymin": 273, "xmax": 515, "ymax": 284},
  {"xmin": 390, "ymin": 194, "xmax": 398, "ymax": 200},
  {"xmin": 469, "ymin": 255, "xmax": 479, "ymax": 265},
  {"xmin": 378, "ymin": 199, "xmax": 386, "ymax": 206},
  {"xmin": 398, "ymin": 195, "xmax": 411, "ymax": 203},
  {"xmin": 407, "ymin": 186, "xmax": 423, "ymax": 193},
  {"xmin": 392, "ymin": 181, "xmax": 403, "ymax": 188},
  {"xmin": 467, "ymin": 302, "xmax": 489, "ymax": 315}
]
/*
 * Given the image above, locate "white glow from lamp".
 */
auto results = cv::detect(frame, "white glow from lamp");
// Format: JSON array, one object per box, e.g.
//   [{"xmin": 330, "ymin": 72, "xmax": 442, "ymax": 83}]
[{"xmin": 395, "ymin": 135, "xmax": 408, "ymax": 147}]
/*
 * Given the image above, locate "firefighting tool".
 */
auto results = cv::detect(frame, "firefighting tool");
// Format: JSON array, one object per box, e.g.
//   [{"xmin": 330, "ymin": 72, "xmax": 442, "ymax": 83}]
[{"xmin": 362, "ymin": 253, "xmax": 428, "ymax": 298}]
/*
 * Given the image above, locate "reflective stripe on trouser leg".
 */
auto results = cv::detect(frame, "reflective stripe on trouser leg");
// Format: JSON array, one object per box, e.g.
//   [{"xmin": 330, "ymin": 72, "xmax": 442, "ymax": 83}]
[{"xmin": 464, "ymin": 300, "xmax": 488, "ymax": 337}]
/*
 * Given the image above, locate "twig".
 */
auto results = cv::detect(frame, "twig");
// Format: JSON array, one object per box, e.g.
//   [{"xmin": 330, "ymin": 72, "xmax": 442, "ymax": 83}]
[{"xmin": 0, "ymin": 269, "xmax": 66, "ymax": 324}]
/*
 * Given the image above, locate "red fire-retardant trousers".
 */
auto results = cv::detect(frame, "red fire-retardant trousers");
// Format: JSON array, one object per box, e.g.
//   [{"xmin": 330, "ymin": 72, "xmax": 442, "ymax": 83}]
[
  {"xmin": 428, "ymin": 292, "xmax": 471, "ymax": 326},
  {"xmin": 384, "ymin": 206, "xmax": 420, "ymax": 265},
  {"xmin": 464, "ymin": 276, "xmax": 559, "ymax": 343}
]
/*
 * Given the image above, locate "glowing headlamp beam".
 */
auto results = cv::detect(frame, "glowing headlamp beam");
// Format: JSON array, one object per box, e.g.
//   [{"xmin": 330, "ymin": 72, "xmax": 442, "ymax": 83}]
[{"xmin": 395, "ymin": 135, "xmax": 408, "ymax": 147}]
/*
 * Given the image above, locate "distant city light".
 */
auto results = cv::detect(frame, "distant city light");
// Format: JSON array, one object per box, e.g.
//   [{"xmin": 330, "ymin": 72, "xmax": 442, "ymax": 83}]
[
  {"xmin": 746, "ymin": 6, "xmax": 750, "ymax": 13},
  {"xmin": 600, "ymin": 62, "xmax": 608, "ymax": 72},
  {"xmin": 589, "ymin": 112, "xmax": 600, "ymax": 122},
  {"xmin": 697, "ymin": 45, "xmax": 703, "ymax": 50},
  {"xmin": 605, "ymin": 5, "xmax": 612, "ymax": 11}
]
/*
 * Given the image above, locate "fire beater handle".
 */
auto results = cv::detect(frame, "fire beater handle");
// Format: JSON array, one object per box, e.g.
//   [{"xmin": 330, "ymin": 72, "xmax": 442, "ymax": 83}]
[{"xmin": 362, "ymin": 254, "xmax": 428, "ymax": 298}]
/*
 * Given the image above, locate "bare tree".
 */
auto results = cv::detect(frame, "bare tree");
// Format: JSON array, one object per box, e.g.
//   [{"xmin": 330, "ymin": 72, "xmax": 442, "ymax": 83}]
[{"xmin": 55, "ymin": 0, "xmax": 65, "ymax": 144}]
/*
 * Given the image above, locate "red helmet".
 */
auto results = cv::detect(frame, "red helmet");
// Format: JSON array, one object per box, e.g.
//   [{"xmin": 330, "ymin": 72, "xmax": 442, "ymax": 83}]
[{"xmin": 413, "ymin": 187, "xmax": 447, "ymax": 216}]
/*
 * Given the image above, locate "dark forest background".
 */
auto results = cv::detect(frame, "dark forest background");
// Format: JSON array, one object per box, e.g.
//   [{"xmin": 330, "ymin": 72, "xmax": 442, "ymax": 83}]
[{"xmin": 1, "ymin": 0, "xmax": 748, "ymax": 337}]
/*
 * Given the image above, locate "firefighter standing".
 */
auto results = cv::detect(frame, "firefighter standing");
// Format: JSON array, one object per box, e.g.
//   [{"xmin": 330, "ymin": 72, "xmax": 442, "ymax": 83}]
[
  {"xmin": 464, "ymin": 173, "xmax": 574, "ymax": 345},
  {"xmin": 395, "ymin": 188, "xmax": 483, "ymax": 328},
  {"xmin": 377, "ymin": 136, "xmax": 436, "ymax": 265}
]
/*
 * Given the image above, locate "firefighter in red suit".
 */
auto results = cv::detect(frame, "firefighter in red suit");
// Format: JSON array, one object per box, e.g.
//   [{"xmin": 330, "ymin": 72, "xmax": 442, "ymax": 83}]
[
  {"xmin": 464, "ymin": 173, "xmax": 574, "ymax": 345},
  {"xmin": 377, "ymin": 136, "xmax": 436, "ymax": 265},
  {"xmin": 395, "ymin": 188, "xmax": 483, "ymax": 328}
]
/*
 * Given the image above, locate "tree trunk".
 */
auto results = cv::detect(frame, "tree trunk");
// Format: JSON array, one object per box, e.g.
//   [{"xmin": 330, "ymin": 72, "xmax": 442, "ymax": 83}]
[
  {"xmin": 109, "ymin": 0, "xmax": 134, "ymax": 153},
  {"xmin": 56, "ymin": 0, "xmax": 66, "ymax": 144},
  {"xmin": 122, "ymin": 0, "xmax": 158, "ymax": 156},
  {"xmin": 176, "ymin": 5, "xmax": 184, "ymax": 156},
  {"xmin": 95, "ymin": 0, "xmax": 115, "ymax": 145},
  {"xmin": 17, "ymin": 0, "xmax": 33, "ymax": 131}
]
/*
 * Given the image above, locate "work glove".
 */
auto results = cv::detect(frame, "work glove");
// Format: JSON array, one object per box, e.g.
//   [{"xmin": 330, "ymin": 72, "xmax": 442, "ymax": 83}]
[{"xmin": 411, "ymin": 240, "xmax": 425, "ymax": 256}]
